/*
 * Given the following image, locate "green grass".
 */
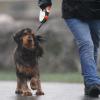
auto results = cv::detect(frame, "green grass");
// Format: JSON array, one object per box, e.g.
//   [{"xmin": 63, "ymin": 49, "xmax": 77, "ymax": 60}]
[
  {"xmin": 0, "ymin": 71, "xmax": 16, "ymax": 80},
  {"xmin": 41, "ymin": 73, "xmax": 83, "ymax": 83},
  {"xmin": 0, "ymin": 70, "xmax": 83, "ymax": 83}
]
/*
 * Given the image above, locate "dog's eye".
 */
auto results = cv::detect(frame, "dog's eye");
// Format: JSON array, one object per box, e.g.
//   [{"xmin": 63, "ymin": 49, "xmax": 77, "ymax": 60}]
[
  {"xmin": 32, "ymin": 33, "xmax": 34, "ymax": 37},
  {"xmin": 24, "ymin": 33, "xmax": 27, "ymax": 35},
  {"xmin": 32, "ymin": 34, "xmax": 34, "ymax": 36}
]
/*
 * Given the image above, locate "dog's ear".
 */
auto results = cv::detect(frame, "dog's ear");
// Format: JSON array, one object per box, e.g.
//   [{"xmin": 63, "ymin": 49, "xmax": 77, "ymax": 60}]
[
  {"xmin": 36, "ymin": 45, "xmax": 44, "ymax": 58},
  {"xmin": 34, "ymin": 35, "xmax": 45, "ymax": 49},
  {"xmin": 35, "ymin": 35, "xmax": 45, "ymax": 57},
  {"xmin": 13, "ymin": 29, "xmax": 24, "ymax": 44},
  {"xmin": 35, "ymin": 35, "xmax": 45, "ymax": 43}
]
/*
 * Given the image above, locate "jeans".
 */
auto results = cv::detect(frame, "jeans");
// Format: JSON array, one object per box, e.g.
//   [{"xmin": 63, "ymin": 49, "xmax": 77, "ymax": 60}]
[{"xmin": 65, "ymin": 19, "xmax": 100, "ymax": 86}]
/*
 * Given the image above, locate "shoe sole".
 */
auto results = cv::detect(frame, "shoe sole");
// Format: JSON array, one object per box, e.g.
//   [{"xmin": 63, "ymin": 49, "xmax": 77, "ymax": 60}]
[{"xmin": 85, "ymin": 87, "xmax": 100, "ymax": 97}]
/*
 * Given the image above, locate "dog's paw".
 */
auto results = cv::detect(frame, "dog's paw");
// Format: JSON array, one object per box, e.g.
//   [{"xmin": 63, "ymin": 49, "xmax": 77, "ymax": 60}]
[
  {"xmin": 22, "ymin": 91, "xmax": 32, "ymax": 96},
  {"xmin": 15, "ymin": 90, "xmax": 22, "ymax": 95},
  {"xmin": 36, "ymin": 91, "xmax": 44, "ymax": 96}
]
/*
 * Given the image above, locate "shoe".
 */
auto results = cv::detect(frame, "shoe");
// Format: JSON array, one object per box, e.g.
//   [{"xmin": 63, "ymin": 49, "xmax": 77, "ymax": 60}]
[{"xmin": 85, "ymin": 84, "xmax": 100, "ymax": 97}]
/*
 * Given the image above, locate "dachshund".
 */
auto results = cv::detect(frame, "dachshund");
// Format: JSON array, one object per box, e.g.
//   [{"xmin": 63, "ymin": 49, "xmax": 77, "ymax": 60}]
[{"xmin": 13, "ymin": 28, "xmax": 44, "ymax": 96}]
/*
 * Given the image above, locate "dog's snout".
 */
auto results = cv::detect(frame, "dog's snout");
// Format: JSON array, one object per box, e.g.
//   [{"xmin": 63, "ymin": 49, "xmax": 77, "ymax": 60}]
[
  {"xmin": 28, "ymin": 35, "xmax": 31, "ymax": 39},
  {"xmin": 28, "ymin": 35, "xmax": 33, "ymax": 41},
  {"xmin": 28, "ymin": 35, "xmax": 30, "ymax": 38}
]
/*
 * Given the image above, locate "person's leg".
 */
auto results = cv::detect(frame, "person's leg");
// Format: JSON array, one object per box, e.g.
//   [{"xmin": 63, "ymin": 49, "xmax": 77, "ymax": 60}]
[
  {"xmin": 89, "ymin": 20, "xmax": 100, "ymax": 65},
  {"xmin": 65, "ymin": 19, "xmax": 100, "ymax": 86}
]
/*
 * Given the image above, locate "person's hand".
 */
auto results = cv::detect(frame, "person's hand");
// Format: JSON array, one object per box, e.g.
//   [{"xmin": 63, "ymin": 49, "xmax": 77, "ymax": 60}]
[{"xmin": 39, "ymin": 6, "xmax": 51, "ymax": 24}]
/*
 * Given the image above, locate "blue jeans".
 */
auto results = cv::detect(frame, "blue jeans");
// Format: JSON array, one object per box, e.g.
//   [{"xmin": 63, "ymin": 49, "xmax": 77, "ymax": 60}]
[{"xmin": 65, "ymin": 19, "xmax": 100, "ymax": 86}]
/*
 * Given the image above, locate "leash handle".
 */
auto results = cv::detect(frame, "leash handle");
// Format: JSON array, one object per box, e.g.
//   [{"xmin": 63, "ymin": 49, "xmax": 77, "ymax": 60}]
[
  {"xmin": 36, "ymin": 7, "xmax": 50, "ymax": 34},
  {"xmin": 36, "ymin": 15, "xmax": 48, "ymax": 32}
]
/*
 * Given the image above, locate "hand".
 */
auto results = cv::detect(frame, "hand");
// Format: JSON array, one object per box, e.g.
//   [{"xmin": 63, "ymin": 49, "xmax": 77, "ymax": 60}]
[{"xmin": 39, "ymin": 6, "xmax": 51, "ymax": 23}]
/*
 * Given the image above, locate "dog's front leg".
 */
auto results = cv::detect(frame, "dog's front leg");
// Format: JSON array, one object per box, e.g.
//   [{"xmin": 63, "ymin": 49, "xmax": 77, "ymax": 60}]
[
  {"xmin": 36, "ymin": 79, "xmax": 44, "ymax": 95},
  {"xmin": 30, "ymin": 77, "xmax": 38, "ymax": 90},
  {"xmin": 15, "ymin": 77, "xmax": 23, "ymax": 94},
  {"xmin": 21, "ymin": 79, "xmax": 32, "ymax": 96}
]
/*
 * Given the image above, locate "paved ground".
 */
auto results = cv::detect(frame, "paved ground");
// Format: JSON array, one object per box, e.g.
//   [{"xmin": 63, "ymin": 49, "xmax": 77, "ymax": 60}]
[{"xmin": 0, "ymin": 81, "xmax": 99, "ymax": 100}]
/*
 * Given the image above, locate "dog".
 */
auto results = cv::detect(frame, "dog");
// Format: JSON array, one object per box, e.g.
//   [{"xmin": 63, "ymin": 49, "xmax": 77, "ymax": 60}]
[{"xmin": 13, "ymin": 28, "xmax": 44, "ymax": 96}]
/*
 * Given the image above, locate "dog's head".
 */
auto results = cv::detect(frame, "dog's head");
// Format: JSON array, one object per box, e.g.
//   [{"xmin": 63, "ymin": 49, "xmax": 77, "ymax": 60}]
[
  {"xmin": 13, "ymin": 28, "xmax": 36, "ymax": 48},
  {"xmin": 13, "ymin": 28, "xmax": 44, "ymax": 57}
]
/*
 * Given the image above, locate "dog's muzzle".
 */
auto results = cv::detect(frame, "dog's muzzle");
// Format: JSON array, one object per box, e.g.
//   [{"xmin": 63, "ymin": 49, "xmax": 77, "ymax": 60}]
[{"xmin": 28, "ymin": 36, "xmax": 33, "ymax": 42}]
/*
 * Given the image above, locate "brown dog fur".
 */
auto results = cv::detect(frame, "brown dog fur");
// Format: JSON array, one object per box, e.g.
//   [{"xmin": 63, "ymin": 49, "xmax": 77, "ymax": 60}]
[{"xmin": 13, "ymin": 28, "xmax": 44, "ymax": 96}]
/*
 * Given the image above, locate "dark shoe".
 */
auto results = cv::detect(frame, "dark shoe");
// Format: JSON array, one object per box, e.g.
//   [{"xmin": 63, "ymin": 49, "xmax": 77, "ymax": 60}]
[{"xmin": 85, "ymin": 84, "xmax": 100, "ymax": 97}]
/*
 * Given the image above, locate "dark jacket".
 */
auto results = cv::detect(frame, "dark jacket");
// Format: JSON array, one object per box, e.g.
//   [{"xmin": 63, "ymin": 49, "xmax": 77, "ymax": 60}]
[{"xmin": 38, "ymin": 0, "xmax": 100, "ymax": 20}]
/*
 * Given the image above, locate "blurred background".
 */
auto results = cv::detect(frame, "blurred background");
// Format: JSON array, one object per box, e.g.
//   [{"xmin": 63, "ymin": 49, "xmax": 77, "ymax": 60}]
[{"xmin": 0, "ymin": 0, "xmax": 99, "ymax": 82}]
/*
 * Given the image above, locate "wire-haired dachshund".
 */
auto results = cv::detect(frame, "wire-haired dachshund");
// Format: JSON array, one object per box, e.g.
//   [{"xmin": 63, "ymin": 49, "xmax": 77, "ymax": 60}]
[{"xmin": 13, "ymin": 28, "xmax": 44, "ymax": 96}]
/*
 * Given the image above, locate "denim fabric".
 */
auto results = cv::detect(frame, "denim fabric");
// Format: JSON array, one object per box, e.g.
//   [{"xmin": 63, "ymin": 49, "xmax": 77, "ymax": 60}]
[{"xmin": 65, "ymin": 19, "xmax": 100, "ymax": 86}]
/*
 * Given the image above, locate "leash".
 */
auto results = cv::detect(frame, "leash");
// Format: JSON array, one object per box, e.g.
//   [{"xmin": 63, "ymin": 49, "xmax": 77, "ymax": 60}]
[
  {"xmin": 35, "ymin": 19, "xmax": 48, "ymax": 41},
  {"xmin": 36, "ymin": 17, "xmax": 48, "ymax": 32},
  {"xmin": 36, "ymin": 22, "xmax": 44, "ymax": 32}
]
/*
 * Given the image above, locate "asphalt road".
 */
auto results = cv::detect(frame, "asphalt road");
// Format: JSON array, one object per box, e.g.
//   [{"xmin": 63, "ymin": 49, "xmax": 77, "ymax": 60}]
[{"xmin": 0, "ymin": 81, "xmax": 99, "ymax": 100}]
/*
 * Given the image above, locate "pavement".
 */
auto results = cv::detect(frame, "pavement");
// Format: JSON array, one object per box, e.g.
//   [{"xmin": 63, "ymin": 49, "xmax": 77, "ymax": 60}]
[{"xmin": 0, "ymin": 81, "xmax": 99, "ymax": 100}]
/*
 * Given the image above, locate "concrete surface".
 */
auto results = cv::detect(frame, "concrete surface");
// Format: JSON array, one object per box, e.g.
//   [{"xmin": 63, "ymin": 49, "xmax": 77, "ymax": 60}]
[{"xmin": 0, "ymin": 81, "xmax": 99, "ymax": 100}]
